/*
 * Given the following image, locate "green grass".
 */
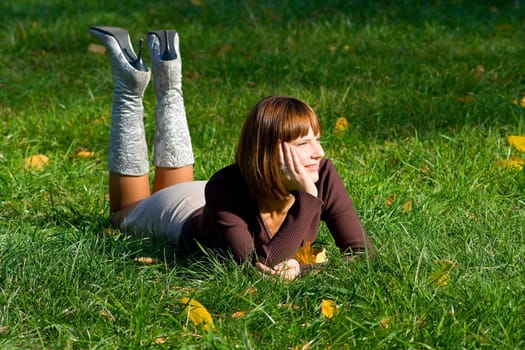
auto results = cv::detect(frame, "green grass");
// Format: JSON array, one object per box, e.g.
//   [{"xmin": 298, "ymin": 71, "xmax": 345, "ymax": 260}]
[{"xmin": 1, "ymin": 0, "xmax": 524, "ymax": 348}]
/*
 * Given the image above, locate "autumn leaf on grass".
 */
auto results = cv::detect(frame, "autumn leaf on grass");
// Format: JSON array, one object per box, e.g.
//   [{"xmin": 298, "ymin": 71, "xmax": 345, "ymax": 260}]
[
  {"xmin": 428, "ymin": 259, "xmax": 457, "ymax": 287},
  {"xmin": 180, "ymin": 297, "xmax": 215, "ymax": 330},
  {"xmin": 512, "ymin": 97, "xmax": 525, "ymax": 107},
  {"xmin": 295, "ymin": 240, "xmax": 327, "ymax": 264},
  {"xmin": 134, "ymin": 256, "xmax": 158, "ymax": 265},
  {"xmin": 155, "ymin": 337, "xmax": 167, "ymax": 345},
  {"xmin": 88, "ymin": 43, "xmax": 106, "ymax": 54},
  {"xmin": 73, "ymin": 150, "xmax": 95, "ymax": 158},
  {"xmin": 385, "ymin": 194, "xmax": 396, "ymax": 207},
  {"xmin": 321, "ymin": 299, "xmax": 338, "ymax": 319},
  {"xmin": 25, "ymin": 154, "xmax": 49, "ymax": 170},
  {"xmin": 456, "ymin": 95, "xmax": 473, "ymax": 103},
  {"xmin": 379, "ymin": 316, "xmax": 394, "ymax": 329},
  {"xmin": 333, "ymin": 116, "xmax": 349, "ymax": 135},
  {"xmin": 99, "ymin": 309, "xmax": 115, "ymax": 322},
  {"xmin": 498, "ymin": 156, "xmax": 525, "ymax": 171},
  {"xmin": 231, "ymin": 311, "xmax": 245, "ymax": 319},
  {"xmin": 473, "ymin": 65, "xmax": 485, "ymax": 77},
  {"xmin": 508, "ymin": 136, "xmax": 525, "ymax": 153}
]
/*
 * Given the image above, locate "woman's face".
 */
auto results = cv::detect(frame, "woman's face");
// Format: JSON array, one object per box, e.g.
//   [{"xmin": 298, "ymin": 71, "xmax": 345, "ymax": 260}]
[{"xmin": 289, "ymin": 126, "xmax": 325, "ymax": 183}]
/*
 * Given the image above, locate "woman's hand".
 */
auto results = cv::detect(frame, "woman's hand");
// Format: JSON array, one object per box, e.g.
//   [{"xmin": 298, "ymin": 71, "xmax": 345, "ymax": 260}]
[
  {"xmin": 256, "ymin": 259, "xmax": 301, "ymax": 281},
  {"xmin": 280, "ymin": 142, "xmax": 318, "ymax": 197}
]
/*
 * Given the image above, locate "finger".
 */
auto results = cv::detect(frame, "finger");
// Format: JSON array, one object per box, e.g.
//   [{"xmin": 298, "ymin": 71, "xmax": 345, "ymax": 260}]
[
  {"xmin": 288, "ymin": 145, "xmax": 305, "ymax": 175},
  {"xmin": 282, "ymin": 142, "xmax": 295, "ymax": 172},
  {"xmin": 256, "ymin": 262, "xmax": 275, "ymax": 274},
  {"xmin": 279, "ymin": 142, "xmax": 286, "ymax": 168}
]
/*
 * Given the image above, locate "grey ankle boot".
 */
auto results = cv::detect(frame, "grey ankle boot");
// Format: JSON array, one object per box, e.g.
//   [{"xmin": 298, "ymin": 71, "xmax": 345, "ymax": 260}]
[
  {"xmin": 89, "ymin": 26, "xmax": 151, "ymax": 176},
  {"xmin": 147, "ymin": 30, "xmax": 194, "ymax": 169}
]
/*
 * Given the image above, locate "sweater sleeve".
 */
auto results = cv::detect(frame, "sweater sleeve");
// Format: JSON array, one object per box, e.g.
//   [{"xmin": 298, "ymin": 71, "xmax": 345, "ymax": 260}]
[
  {"xmin": 318, "ymin": 159, "xmax": 374, "ymax": 258},
  {"xmin": 203, "ymin": 175, "xmax": 258, "ymax": 263}
]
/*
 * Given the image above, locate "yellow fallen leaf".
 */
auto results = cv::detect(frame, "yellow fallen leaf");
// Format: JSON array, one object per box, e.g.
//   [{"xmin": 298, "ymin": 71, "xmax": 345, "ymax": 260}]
[
  {"xmin": 277, "ymin": 303, "xmax": 299, "ymax": 310},
  {"xmin": 292, "ymin": 340, "xmax": 315, "ymax": 350},
  {"xmin": 456, "ymin": 95, "xmax": 473, "ymax": 103},
  {"xmin": 74, "ymin": 150, "xmax": 95, "ymax": 158},
  {"xmin": 155, "ymin": 337, "xmax": 167, "ymax": 344},
  {"xmin": 498, "ymin": 156, "xmax": 525, "ymax": 171},
  {"xmin": 180, "ymin": 297, "xmax": 215, "ymax": 330},
  {"xmin": 428, "ymin": 259, "xmax": 457, "ymax": 287},
  {"xmin": 241, "ymin": 287, "xmax": 257, "ymax": 296},
  {"xmin": 385, "ymin": 194, "xmax": 396, "ymax": 207},
  {"xmin": 379, "ymin": 316, "xmax": 394, "ymax": 329},
  {"xmin": 88, "ymin": 43, "xmax": 106, "ymax": 55},
  {"xmin": 25, "ymin": 154, "xmax": 49, "ymax": 170},
  {"xmin": 321, "ymin": 299, "xmax": 338, "ymax": 319},
  {"xmin": 295, "ymin": 241, "xmax": 327, "ymax": 264},
  {"xmin": 134, "ymin": 257, "xmax": 158, "ymax": 265},
  {"xmin": 403, "ymin": 200, "xmax": 413, "ymax": 212},
  {"xmin": 522, "ymin": 97, "xmax": 525, "ymax": 108},
  {"xmin": 333, "ymin": 116, "xmax": 349, "ymax": 135},
  {"xmin": 231, "ymin": 311, "xmax": 245, "ymax": 319},
  {"xmin": 473, "ymin": 65, "xmax": 484, "ymax": 77},
  {"xmin": 99, "ymin": 309, "xmax": 115, "ymax": 322},
  {"xmin": 216, "ymin": 43, "xmax": 232, "ymax": 55},
  {"xmin": 508, "ymin": 136, "xmax": 525, "ymax": 153}
]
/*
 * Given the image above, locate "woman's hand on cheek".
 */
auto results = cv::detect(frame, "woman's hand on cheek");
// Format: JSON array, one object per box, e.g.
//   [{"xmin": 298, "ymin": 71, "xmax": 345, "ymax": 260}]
[
  {"xmin": 256, "ymin": 259, "xmax": 301, "ymax": 281},
  {"xmin": 280, "ymin": 142, "xmax": 318, "ymax": 197}
]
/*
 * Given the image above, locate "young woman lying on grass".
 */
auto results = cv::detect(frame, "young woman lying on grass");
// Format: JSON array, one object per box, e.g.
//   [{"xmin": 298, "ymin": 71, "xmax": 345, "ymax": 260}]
[{"xmin": 90, "ymin": 26, "xmax": 374, "ymax": 280}]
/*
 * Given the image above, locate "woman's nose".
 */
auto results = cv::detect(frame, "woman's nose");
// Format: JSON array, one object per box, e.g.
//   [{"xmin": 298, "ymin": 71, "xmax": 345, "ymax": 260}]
[{"xmin": 313, "ymin": 144, "xmax": 325, "ymax": 159}]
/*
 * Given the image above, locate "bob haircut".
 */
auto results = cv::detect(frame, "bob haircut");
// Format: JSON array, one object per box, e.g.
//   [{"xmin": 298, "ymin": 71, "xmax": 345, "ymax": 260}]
[{"xmin": 235, "ymin": 96, "xmax": 322, "ymax": 200}]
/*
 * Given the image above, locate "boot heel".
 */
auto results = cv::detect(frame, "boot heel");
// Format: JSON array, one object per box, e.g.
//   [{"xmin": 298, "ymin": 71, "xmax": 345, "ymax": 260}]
[
  {"xmin": 148, "ymin": 30, "xmax": 178, "ymax": 61},
  {"xmin": 89, "ymin": 26, "xmax": 148, "ymax": 72}
]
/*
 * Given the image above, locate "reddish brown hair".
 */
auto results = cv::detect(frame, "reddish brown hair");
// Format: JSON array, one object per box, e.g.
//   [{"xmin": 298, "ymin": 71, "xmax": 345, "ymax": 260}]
[{"xmin": 235, "ymin": 96, "xmax": 322, "ymax": 199}]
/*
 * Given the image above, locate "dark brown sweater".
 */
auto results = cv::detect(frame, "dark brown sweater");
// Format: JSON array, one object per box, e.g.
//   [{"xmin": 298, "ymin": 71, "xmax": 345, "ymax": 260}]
[{"xmin": 181, "ymin": 158, "xmax": 373, "ymax": 266}]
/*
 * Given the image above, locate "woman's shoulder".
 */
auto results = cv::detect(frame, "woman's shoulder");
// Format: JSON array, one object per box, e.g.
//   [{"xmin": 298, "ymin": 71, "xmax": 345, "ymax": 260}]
[
  {"xmin": 209, "ymin": 164, "xmax": 243, "ymax": 183},
  {"xmin": 206, "ymin": 164, "xmax": 248, "ymax": 196}
]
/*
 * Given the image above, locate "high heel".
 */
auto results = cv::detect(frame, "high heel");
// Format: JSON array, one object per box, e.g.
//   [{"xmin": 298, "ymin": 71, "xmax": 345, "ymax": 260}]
[
  {"xmin": 89, "ymin": 26, "xmax": 148, "ymax": 72},
  {"xmin": 147, "ymin": 29, "xmax": 194, "ymax": 169},
  {"xmin": 148, "ymin": 30, "xmax": 178, "ymax": 61},
  {"xmin": 88, "ymin": 25, "xmax": 151, "ymax": 176}
]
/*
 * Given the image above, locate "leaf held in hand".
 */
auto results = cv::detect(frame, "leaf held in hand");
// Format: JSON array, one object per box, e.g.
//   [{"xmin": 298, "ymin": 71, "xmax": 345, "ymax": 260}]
[
  {"xmin": 180, "ymin": 297, "xmax": 215, "ymax": 330},
  {"xmin": 321, "ymin": 299, "xmax": 338, "ymax": 319},
  {"xmin": 295, "ymin": 241, "xmax": 327, "ymax": 264}
]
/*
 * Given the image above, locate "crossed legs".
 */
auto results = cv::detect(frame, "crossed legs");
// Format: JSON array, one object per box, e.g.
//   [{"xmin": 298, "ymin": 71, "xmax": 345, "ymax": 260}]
[{"xmin": 109, "ymin": 166, "xmax": 193, "ymax": 226}]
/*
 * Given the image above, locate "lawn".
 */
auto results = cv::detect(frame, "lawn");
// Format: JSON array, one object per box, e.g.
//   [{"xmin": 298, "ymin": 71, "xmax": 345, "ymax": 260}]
[{"xmin": 0, "ymin": 0, "xmax": 524, "ymax": 348}]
